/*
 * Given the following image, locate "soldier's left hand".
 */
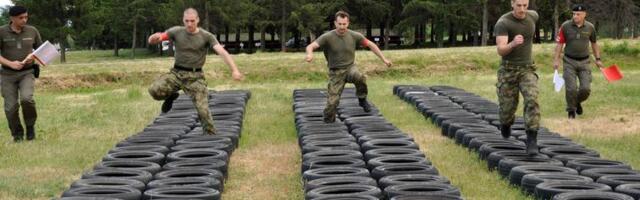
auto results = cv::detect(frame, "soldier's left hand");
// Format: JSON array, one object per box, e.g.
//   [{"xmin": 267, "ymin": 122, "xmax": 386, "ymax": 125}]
[
  {"xmin": 232, "ymin": 70, "xmax": 245, "ymax": 81},
  {"xmin": 383, "ymin": 59, "xmax": 392, "ymax": 67}
]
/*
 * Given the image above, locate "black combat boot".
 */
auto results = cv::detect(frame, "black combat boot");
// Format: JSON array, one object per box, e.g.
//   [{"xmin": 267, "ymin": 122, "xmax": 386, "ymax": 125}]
[
  {"xmin": 358, "ymin": 98, "xmax": 371, "ymax": 113},
  {"xmin": 525, "ymin": 130, "xmax": 539, "ymax": 155},
  {"xmin": 500, "ymin": 125, "xmax": 511, "ymax": 139},
  {"xmin": 576, "ymin": 103, "xmax": 583, "ymax": 115},
  {"xmin": 12, "ymin": 126, "xmax": 24, "ymax": 142},
  {"xmin": 323, "ymin": 113, "xmax": 336, "ymax": 123},
  {"xmin": 161, "ymin": 92, "xmax": 180, "ymax": 113},
  {"xmin": 568, "ymin": 111, "xmax": 576, "ymax": 119},
  {"xmin": 26, "ymin": 125, "xmax": 35, "ymax": 140}
]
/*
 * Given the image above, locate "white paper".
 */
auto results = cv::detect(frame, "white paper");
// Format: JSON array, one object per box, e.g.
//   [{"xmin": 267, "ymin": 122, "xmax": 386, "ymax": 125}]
[
  {"xmin": 32, "ymin": 41, "xmax": 60, "ymax": 65},
  {"xmin": 553, "ymin": 69, "xmax": 564, "ymax": 92}
]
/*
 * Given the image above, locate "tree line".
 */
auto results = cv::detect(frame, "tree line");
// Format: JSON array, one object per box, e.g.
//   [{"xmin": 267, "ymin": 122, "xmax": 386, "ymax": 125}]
[{"xmin": 2, "ymin": 0, "xmax": 639, "ymax": 62}]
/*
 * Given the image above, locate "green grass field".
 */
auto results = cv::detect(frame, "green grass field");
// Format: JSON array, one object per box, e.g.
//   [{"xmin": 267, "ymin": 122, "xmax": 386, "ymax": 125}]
[{"xmin": 0, "ymin": 40, "xmax": 638, "ymax": 200}]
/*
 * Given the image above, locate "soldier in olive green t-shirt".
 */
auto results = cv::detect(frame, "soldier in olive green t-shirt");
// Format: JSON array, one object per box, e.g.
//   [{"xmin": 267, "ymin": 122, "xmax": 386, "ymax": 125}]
[
  {"xmin": 553, "ymin": 4, "xmax": 604, "ymax": 119},
  {"xmin": 0, "ymin": 6, "xmax": 42, "ymax": 142},
  {"xmin": 147, "ymin": 8, "xmax": 244, "ymax": 135},
  {"xmin": 305, "ymin": 11, "xmax": 392, "ymax": 123},
  {"xmin": 494, "ymin": 0, "xmax": 540, "ymax": 155}
]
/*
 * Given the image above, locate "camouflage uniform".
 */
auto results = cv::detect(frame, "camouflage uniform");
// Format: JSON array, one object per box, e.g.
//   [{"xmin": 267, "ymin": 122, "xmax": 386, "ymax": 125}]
[
  {"xmin": 496, "ymin": 64, "xmax": 540, "ymax": 131},
  {"xmin": 494, "ymin": 10, "xmax": 540, "ymax": 132},
  {"xmin": 148, "ymin": 26, "xmax": 218, "ymax": 134},
  {"xmin": 149, "ymin": 69, "xmax": 215, "ymax": 134},
  {"xmin": 324, "ymin": 65, "xmax": 367, "ymax": 120}
]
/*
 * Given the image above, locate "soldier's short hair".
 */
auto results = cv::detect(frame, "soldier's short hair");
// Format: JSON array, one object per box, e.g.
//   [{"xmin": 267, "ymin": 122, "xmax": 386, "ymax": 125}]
[
  {"xmin": 184, "ymin": 8, "xmax": 199, "ymax": 17},
  {"xmin": 9, "ymin": 6, "xmax": 27, "ymax": 17},
  {"xmin": 335, "ymin": 11, "xmax": 350, "ymax": 20}
]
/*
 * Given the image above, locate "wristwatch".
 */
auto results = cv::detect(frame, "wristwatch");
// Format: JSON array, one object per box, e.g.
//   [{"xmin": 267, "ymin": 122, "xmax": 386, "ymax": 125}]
[{"xmin": 595, "ymin": 57, "xmax": 602, "ymax": 61}]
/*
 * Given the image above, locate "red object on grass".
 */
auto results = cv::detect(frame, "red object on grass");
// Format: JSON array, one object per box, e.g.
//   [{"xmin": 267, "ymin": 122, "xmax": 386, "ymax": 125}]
[{"xmin": 601, "ymin": 64, "xmax": 623, "ymax": 83}]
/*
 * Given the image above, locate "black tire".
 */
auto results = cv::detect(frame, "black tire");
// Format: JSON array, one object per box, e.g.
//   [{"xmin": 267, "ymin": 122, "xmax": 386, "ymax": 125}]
[
  {"xmin": 147, "ymin": 177, "xmax": 222, "ymax": 192},
  {"xmin": 364, "ymin": 148, "xmax": 424, "ymax": 161},
  {"xmin": 553, "ymin": 155, "xmax": 604, "ymax": 165},
  {"xmin": 566, "ymin": 158, "xmax": 632, "ymax": 172},
  {"xmin": 305, "ymin": 176, "xmax": 377, "ymax": 192},
  {"xmin": 176, "ymin": 136, "xmax": 233, "ymax": 146},
  {"xmin": 358, "ymin": 134, "xmax": 414, "ymax": 145},
  {"xmin": 461, "ymin": 134, "xmax": 502, "ymax": 147},
  {"xmin": 116, "ymin": 137, "xmax": 175, "ymax": 147},
  {"xmin": 379, "ymin": 174, "xmax": 451, "ymax": 190},
  {"xmin": 361, "ymin": 139, "xmax": 419, "ymax": 152},
  {"xmin": 61, "ymin": 186, "xmax": 141, "ymax": 200},
  {"xmin": 597, "ymin": 175, "xmax": 640, "ymax": 189},
  {"xmin": 537, "ymin": 140, "xmax": 583, "ymax": 149},
  {"xmin": 162, "ymin": 159, "xmax": 228, "ymax": 177},
  {"xmin": 143, "ymin": 187, "xmax": 220, "ymax": 200},
  {"xmin": 70, "ymin": 178, "xmax": 145, "ymax": 192},
  {"xmin": 552, "ymin": 191, "xmax": 634, "ymax": 200},
  {"xmin": 81, "ymin": 168, "xmax": 153, "ymax": 184},
  {"xmin": 534, "ymin": 181, "xmax": 611, "ymax": 200},
  {"xmin": 166, "ymin": 149, "xmax": 229, "ymax": 162},
  {"xmin": 60, "ymin": 197, "xmax": 123, "ymax": 200},
  {"xmin": 108, "ymin": 145, "xmax": 170, "ymax": 155},
  {"xmin": 384, "ymin": 183, "xmax": 461, "ymax": 199},
  {"xmin": 478, "ymin": 144, "xmax": 526, "ymax": 160},
  {"xmin": 301, "ymin": 157, "xmax": 366, "ymax": 172},
  {"xmin": 371, "ymin": 164, "xmax": 438, "ymax": 180},
  {"xmin": 102, "ymin": 151, "xmax": 166, "ymax": 164},
  {"xmin": 616, "ymin": 183, "xmax": 640, "ymax": 200},
  {"xmin": 487, "ymin": 150, "xmax": 550, "ymax": 170},
  {"xmin": 94, "ymin": 160, "xmax": 162, "ymax": 174},
  {"xmin": 302, "ymin": 167, "xmax": 370, "ymax": 182},
  {"xmin": 468, "ymin": 138, "xmax": 523, "ymax": 152},
  {"xmin": 305, "ymin": 185, "xmax": 382, "ymax": 199},
  {"xmin": 508, "ymin": 165, "xmax": 578, "ymax": 186},
  {"xmin": 310, "ymin": 195, "xmax": 379, "ymax": 200},
  {"xmin": 521, "ymin": 173, "xmax": 594, "ymax": 195},
  {"xmin": 302, "ymin": 141, "xmax": 360, "ymax": 155},
  {"xmin": 497, "ymin": 157, "xmax": 564, "ymax": 177},
  {"xmin": 390, "ymin": 194, "xmax": 463, "ymax": 200},
  {"xmin": 581, "ymin": 168, "xmax": 640, "ymax": 181},
  {"xmin": 367, "ymin": 156, "xmax": 431, "ymax": 171},
  {"xmin": 303, "ymin": 150, "xmax": 364, "ymax": 162},
  {"xmin": 540, "ymin": 146, "xmax": 600, "ymax": 158},
  {"xmin": 171, "ymin": 142, "xmax": 234, "ymax": 154},
  {"xmin": 153, "ymin": 169, "xmax": 223, "ymax": 182}
]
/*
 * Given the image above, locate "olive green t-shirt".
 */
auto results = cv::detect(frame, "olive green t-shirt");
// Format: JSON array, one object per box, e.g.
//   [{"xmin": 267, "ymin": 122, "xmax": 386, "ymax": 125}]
[
  {"xmin": 558, "ymin": 20, "xmax": 596, "ymax": 58},
  {"xmin": 315, "ymin": 30, "xmax": 367, "ymax": 69},
  {"xmin": 494, "ymin": 11, "xmax": 539, "ymax": 65},
  {"xmin": 0, "ymin": 24, "xmax": 42, "ymax": 68},
  {"xmin": 167, "ymin": 26, "xmax": 219, "ymax": 69}
]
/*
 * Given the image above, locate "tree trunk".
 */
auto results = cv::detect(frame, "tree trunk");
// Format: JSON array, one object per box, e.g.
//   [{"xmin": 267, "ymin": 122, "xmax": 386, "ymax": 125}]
[
  {"xmin": 203, "ymin": 3, "xmax": 210, "ymax": 31},
  {"xmin": 552, "ymin": 0, "xmax": 559, "ymax": 41},
  {"xmin": 384, "ymin": 20, "xmax": 390, "ymax": 50},
  {"xmin": 366, "ymin": 22, "xmax": 372, "ymax": 37},
  {"xmin": 114, "ymin": 35, "xmax": 119, "ymax": 57},
  {"xmin": 225, "ymin": 26, "xmax": 230, "ymax": 43},
  {"xmin": 131, "ymin": 19, "xmax": 137, "ymax": 58},
  {"xmin": 430, "ymin": 21, "xmax": 435, "ymax": 44},
  {"xmin": 60, "ymin": 42, "xmax": 66, "ymax": 63},
  {"xmin": 260, "ymin": 27, "xmax": 266, "ymax": 51},
  {"xmin": 414, "ymin": 25, "xmax": 420, "ymax": 46},
  {"xmin": 481, "ymin": 0, "xmax": 488, "ymax": 46},
  {"xmin": 248, "ymin": 24, "xmax": 255, "ymax": 52},
  {"xmin": 280, "ymin": 0, "xmax": 286, "ymax": 52},
  {"xmin": 235, "ymin": 27, "xmax": 241, "ymax": 53}
]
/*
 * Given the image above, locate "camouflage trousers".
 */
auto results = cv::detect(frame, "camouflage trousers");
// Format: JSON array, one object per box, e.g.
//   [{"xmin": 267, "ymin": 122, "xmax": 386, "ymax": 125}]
[
  {"xmin": 1, "ymin": 69, "xmax": 37, "ymax": 137},
  {"xmin": 496, "ymin": 64, "xmax": 540, "ymax": 131},
  {"xmin": 324, "ymin": 65, "xmax": 368, "ymax": 119},
  {"xmin": 148, "ymin": 69, "xmax": 215, "ymax": 134},
  {"xmin": 563, "ymin": 56, "xmax": 592, "ymax": 112}
]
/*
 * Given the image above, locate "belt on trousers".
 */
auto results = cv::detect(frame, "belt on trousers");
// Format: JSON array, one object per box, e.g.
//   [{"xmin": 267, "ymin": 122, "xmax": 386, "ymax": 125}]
[
  {"xmin": 173, "ymin": 64, "xmax": 202, "ymax": 72},
  {"xmin": 500, "ymin": 60, "xmax": 536, "ymax": 71},
  {"xmin": 1, "ymin": 65, "xmax": 33, "ymax": 72},
  {"xmin": 564, "ymin": 54, "xmax": 590, "ymax": 61}
]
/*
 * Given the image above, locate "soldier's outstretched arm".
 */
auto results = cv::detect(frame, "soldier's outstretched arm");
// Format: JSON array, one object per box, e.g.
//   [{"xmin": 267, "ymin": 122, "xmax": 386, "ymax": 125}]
[
  {"xmin": 365, "ymin": 40, "xmax": 392, "ymax": 67},
  {"xmin": 305, "ymin": 42, "xmax": 320, "ymax": 63},
  {"xmin": 148, "ymin": 32, "xmax": 168, "ymax": 45},
  {"xmin": 213, "ymin": 44, "xmax": 244, "ymax": 81}
]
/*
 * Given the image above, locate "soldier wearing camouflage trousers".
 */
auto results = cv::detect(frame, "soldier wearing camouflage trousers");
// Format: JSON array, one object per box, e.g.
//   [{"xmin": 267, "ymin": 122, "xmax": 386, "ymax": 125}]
[
  {"xmin": 147, "ymin": 8, "xmax": 243, "ymax": 135},
  {"xmin": 494, "ymin": 0, "xmax": 540, "ymax": 155},
  {"xmin": 553, "ymin": 4, "xmax": 604, "ymax": 119},
  {"xmin": 305, "ymin": 11, "xmax": 392, "ymax": 123}
]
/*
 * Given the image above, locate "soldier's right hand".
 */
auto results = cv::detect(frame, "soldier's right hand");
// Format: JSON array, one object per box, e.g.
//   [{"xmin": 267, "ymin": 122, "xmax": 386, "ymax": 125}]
[
  {"xmin": 232, "ymin": 70, "xmax": 244, "ymax": 81},
  {"xmin": 510, "ymin": 35, "xmax": 524, "ymax": 48},
  {"xmin": 8, "ymin": 61, "xmax": 24, "ymax": 70},
  {"xmin": 553, "ymin": 60, "xmax": 560, "ymax": 70},
  {"xmin": 305, "ymin": 54, "xmax": 313, "ymax": 63}
]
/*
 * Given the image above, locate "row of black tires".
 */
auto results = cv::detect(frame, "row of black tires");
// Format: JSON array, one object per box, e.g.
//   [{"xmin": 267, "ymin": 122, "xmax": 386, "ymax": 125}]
[
  {"xmin": 394, "ymin": 85, "xmax": 640, "ymax": 200},
  {"xmin": 293, "ymin": 88, "xmax": 462, "ymax": 200},
  {"xmin": 59, "ymin": 90, "xmax": 251, "ymax": 200}
]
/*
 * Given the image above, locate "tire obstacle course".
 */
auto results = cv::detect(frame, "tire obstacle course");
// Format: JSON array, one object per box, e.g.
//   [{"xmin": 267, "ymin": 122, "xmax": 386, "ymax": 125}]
[
  {"xmin": 294, "ymin": 88, "xmax": 463, "ymax": 200},
  {"xmin": 60, "ymin": 90, "xmax": 250, "ymax": 200},
  {"xmin": 394, "ymin": 85, "xmax": 640, "ymax": 200}
]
